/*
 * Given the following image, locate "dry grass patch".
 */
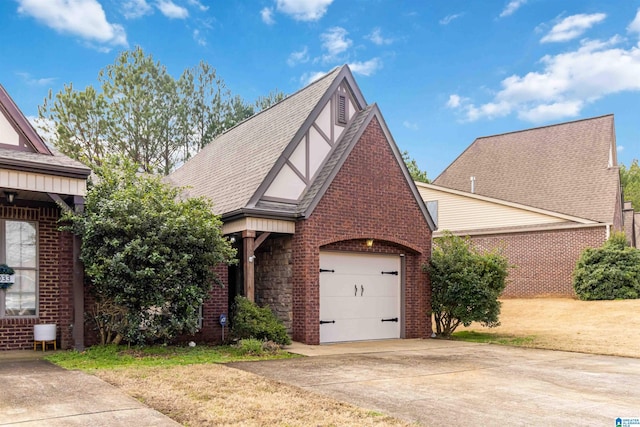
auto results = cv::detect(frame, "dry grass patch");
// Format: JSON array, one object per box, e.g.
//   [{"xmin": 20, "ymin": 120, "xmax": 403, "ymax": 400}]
[
  {"xmin": 96, "ymin": 364, "xmax": 413, "ymax": 427},
  {"xmin": 458, "ymin": 298, "xmax": 640, "ymax": 358}
]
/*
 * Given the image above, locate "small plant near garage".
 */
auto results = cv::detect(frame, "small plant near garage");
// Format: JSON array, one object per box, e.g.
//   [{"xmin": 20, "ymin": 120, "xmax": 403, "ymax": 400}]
[
  {"xmin": 231, "ymin": 296, "xmax": 291, "ymax": 346},
  {"xmin": 573, "ymin": 231, "xmax": 640, "ymax": 300},
  {"xmin": 426, "ymin": 232, "xmax": 509, "ymax": 338}
]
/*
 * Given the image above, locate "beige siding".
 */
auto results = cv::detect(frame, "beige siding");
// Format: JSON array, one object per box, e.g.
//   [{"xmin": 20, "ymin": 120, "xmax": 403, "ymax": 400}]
[
  {"xmin": 418, "ymin": 185, "xmax": 575, "ymax": 231},
  {"xmin": 223, "ymin": 217, "xmax": 295, "ymax": 234},
  {"xmin": 0, "ymin": 168, "xmax": 86, "ymax": 196}
]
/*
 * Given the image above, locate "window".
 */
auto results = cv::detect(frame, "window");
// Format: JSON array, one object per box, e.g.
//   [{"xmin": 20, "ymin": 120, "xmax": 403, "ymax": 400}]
[{"xmin": 0, "ymin": 220, "xmax": 37, "ymax": 317}]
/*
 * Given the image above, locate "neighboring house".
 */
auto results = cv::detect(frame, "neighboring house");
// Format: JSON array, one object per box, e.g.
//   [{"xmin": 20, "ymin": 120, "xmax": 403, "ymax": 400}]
[
  {"xmin": 419, "ymin": 115, "xmax": 625, "ymax": 297},
  {"xmin": 0, "ymin": 85, "xmax": 91, "ymax": 350},
  {"xmin": 168, "ymin": 65, "xmax": 435, "ymax": 344}
]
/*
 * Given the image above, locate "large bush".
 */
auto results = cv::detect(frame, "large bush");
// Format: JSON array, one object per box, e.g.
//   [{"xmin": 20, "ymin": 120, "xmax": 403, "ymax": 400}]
[
  {"xmin": 427, "ymin": 232, "xmax": 509, "ymax": 338},
  {"xmin": 231, "ymin": 296, "xmax": 291, "ymax": 346},
  {"xmin": 63, "ymin": 156, "xmax": 236, "ymax": 345},
  {"xmin": 573, "ymin": 232, "xmax": 640, "ymax": 300}
]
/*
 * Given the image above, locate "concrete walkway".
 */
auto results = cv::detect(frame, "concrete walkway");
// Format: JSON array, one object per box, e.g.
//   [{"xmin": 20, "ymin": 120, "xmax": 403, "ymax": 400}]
[
  {"xmin": 236, "ymin": 339, "xmax": 640, "ymax": 426},
  {"xmin": 0, "ymin": 353, "xmax": 179, "ymax": 426}
]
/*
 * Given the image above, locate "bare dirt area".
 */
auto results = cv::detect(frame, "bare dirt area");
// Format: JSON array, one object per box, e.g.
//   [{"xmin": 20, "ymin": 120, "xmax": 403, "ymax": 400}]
[
  {"xmin": 96, "ymin": 363, "xmax": 413, "ymax": 427},
  {"xmin": 459, "ymin": 298, "xmax": 640, "ymax": 358}
]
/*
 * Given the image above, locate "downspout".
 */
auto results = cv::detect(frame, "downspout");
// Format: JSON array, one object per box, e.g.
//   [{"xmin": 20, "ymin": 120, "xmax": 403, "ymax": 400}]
[{"xmin": 606, "ymin": 223, "xmax": 611, "ymax": 240}]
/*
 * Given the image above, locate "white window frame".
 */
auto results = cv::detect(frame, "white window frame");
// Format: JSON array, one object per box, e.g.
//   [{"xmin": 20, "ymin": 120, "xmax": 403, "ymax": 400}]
[{"xmin": 0, "ymin": 219, "xmax": 38, "ymax": 318}]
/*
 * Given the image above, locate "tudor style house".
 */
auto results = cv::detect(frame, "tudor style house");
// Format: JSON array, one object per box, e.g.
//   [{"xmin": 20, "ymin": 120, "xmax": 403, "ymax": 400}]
[
  {"xmin": 419, "ymin": 115, "xmax": 626, "ymax": 297},
  {"xmin": 0, "ymin": 85, "xmax": 90, "ymax": 350},
  {"xmin": 169, "ymin": 66, "xmax": 435, "ymax": 344}
]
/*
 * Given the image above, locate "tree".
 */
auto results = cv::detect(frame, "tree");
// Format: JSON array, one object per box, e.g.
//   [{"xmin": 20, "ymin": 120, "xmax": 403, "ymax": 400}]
[
  {"xmin": 573, "ymin": 232, "xmax": 640, "ymax": 301},
  {"xmin": 427, "ymin": 232, "xmax": 509, "ymax": 338},
  {"xmin": 620, "ymin": 159, "xmax": 640, "ymax": 210},
  {"xmin": 39, "ymin": 47, "xmax": 284, "ymax": 174},
  {"xmin": 62, "ymin": 155, "xmax": 236, "ymax": 345},
  {"xmin": 402, "ymin": 150, "xmax": 430, "ymax": 183}
]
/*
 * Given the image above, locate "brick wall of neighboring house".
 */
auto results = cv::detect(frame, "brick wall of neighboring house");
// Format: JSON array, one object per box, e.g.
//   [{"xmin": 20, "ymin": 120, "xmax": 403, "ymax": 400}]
[
  {"xmin": 0, "ymin": 204, "xmax": 74, "ymax": 350},
  {"xmin": 292, "ymin": 116, "xmax": 432, "ymax": 345},
  {"xmin": 470, "ymin": 225, "xmax": 607, "ymax": 297},
  {"xmin": 623, "ymin": 208, "xmax": 635, "ymax": 247},
  {"xmin": 255, "ymin": 235, "xmax": 293, "ymax": 334}
]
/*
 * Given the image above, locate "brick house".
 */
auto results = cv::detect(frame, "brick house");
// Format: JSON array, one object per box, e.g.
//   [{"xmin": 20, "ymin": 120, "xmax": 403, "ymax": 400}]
[
  {"xmin": 0, "ymin": 85, "xmax": 90, "ymax": 350},
  {"xmin": 169, "ymin": 66, "xmax": 435, "ymax": 344},
  {"xmin": 418, "ymin": 115, "xmax": 627, "ymax": 297}
]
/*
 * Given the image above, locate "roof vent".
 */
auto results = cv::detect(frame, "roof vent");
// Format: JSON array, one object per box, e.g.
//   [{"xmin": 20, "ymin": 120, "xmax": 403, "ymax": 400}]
[
  {"xmin": 337, "ymin": 94, "xmax": 347, "ymax": 125},
  {"xmin": 470, "ymin": 176, "xmax": 476, "ymax": 194}
]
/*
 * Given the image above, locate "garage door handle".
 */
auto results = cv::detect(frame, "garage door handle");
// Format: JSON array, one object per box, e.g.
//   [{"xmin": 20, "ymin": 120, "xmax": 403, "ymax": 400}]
[
  {"xmin": 381, "ymin": 271, "xmax": 398, "ymax": 275},
  {"xmin": 355, "ymin": 285, "xmax": 358, "ymax": 296},
  {"xmin": 381, "ymin": 318, "xmax": 398, "ymax": 322},
  {"xmin": 319, "ymin": 320, "xmax": 335, "ymax": 325},
  {"xmin": 320, "ymin": 269, "xmax": 335, "ymax": 273},
  {"xmin": 361, "ymin": 285, "xmax": 364, "ymax": 296}
]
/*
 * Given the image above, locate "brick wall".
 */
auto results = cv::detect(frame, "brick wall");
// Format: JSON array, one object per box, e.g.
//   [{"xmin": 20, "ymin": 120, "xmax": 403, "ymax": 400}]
[
  {"xmin": 255, "ymin": 235, "xmax": 293, "ymax": 333},
  {"xmin": 0, "ymin": 204, "xmax": 75, "ymax": 350},
  {"xmin": 292, "ymin": 116, "xmax": 432, "ymax": 344},
  {"xmin": 470, "ymin": 225, "xmax": 607, "ymax": 297}
]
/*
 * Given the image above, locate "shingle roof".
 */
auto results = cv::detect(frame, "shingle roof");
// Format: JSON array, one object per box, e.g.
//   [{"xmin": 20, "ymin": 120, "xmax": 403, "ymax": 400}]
[
  {"xmin": 0, "ymin": 147, "xmax": 91, "ymax": 178},
  {"xmin": 167, "ymin": 66, "xmax": 343, "ymax": 216},
  {"xmin": 434, "ymin": 115, "xmax": 619, "ymax": 223}
]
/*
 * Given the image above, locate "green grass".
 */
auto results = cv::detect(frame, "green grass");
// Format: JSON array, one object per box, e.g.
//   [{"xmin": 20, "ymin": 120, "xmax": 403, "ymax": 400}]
[
  {"xmin": 452, "ymin": 330, "xmax": 536, "ymax": 346},
  {"xmin": 45, "ymin": 343, "xmax": 298, "ymax": 371}
]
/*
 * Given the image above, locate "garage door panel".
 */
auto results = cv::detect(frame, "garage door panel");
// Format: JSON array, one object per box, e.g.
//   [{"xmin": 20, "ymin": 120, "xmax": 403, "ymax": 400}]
[{"xmin": 319, "ymin": 252, "xmax": 401, "ymax": 343}]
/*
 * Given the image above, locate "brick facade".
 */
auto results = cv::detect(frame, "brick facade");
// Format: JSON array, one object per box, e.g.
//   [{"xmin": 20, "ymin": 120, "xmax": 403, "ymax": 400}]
[
  {"xmin": 0, "ymin": 204, "xmax": 75, "ymax": 350},
  {"xmin": 292, "ymin": 117, "xmax": 432, "ymax": 344},
  {"xmin": 470, "ymin": 225, "xmax": 607, "ymax": 297},
  {"xmin": 255, "ymin": 235, "xmax": 293, "ymax": 333}
]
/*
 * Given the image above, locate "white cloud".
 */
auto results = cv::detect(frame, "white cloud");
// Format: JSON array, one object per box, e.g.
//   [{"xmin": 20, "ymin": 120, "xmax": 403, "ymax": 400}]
[
  {"xmin": 122, "ymin": 0, "xmax": 152, "ymax": 19},
  {"xmin": 348, "ymin": 58, "xmax": 382, "ymax": 76},
  {"xmin": 156, "ymin": 0, "xmax": 188, "ymax": 19},
  {"xmin": 403, "ymin": 120, "xmax": 418, "ymax": 130},
  {"xmin": 193, "ymin": 29, "xmax": 205, "ymax": 46},
  {"xmin": 618, "ymin": 145, "xmax": 625, "ymax": 152},
  {"xmin": 541, "ymin": 13, "xmax": 606, "ymax": 43},
  {"xmin": 366, "ymin": 28, "xmax": 393, "ymax": 45},
  {"xmin": 440, "ymin": 13, "xmax": 462, "ymax": 25},
  {"xmin": 628, "ymin": 9, "xmax": 640, "ymax": 34},
  {"xmin": 16, "ymin": 0, "xmax": 127, "ymax": 47},
  {"xmin": 301, "ymin": 70, "xmax": 327, "ymax": 85},
  {"xmin": 320, "ymin": 27, "xmax": 351, "ymax": 61},
  {"xmin": 186, "ymin": 0, "xmax": 208, "ymax": 12},
  {"xmin": 499, "ymin": 0, "xmax": 527, "ymax": 18},
  {"xmin": 276, "ymin": 0, "xmax": 333, "ymax": 21},
  {"xmin": 16, "ymin": 72, "xmax": 56, "ymax": 86},
  {"xmin": 287, "ymin": 46, "xmax": 309, "ymax": 66},
  {"xmin": 261, "ymin": 7, "xmax": 275, "ymax": 25},
  {"xmin": 450, "ymin": 36, "xmax": 640, "ymax": 123}
]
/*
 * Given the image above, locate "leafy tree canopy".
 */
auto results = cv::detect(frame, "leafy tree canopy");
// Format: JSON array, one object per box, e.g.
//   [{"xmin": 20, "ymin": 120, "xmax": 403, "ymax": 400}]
[
  {"xmin": 402, "ymin": 150, "xmax": 430, "ymax": 183},
  {"xmin": 620, "ymin": 159, "xmax": 640, "ymax": 210},
  {"xmin": 427, "ymin": 232, "xmax": 509, "ymax": 337},
  {"xmin": 62, "ymin": 155, "xmax": 236, "ymax": 345},
  {"xmin": 39, "ymin": 47, "xmax": 285, "ymax": 175}
]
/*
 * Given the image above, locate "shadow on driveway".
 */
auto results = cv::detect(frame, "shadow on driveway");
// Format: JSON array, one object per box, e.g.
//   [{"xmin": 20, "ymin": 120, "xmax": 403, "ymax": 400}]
[{"xmin": 230, "ymin": 340, "xmax": 640, "ymax": 426}]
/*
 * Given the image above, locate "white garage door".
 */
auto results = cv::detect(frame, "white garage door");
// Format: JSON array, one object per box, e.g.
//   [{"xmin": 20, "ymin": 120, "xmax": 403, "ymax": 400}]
[{"xmin": 319, "ymin": 252, "xmax": 401, "ymax": 343}]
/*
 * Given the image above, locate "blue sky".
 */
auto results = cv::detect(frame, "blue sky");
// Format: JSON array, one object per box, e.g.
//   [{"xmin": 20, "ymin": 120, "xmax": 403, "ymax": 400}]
[{"xmin": 2, "ymin": 0, "xmax": 640, "ymax": 178}]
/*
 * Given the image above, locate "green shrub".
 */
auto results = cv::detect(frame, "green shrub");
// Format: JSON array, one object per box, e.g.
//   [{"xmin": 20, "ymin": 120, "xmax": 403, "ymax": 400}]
[
  {"xmin": 236, "ymin": 338, "xmax": 264, "ymax": 355},
  {"xmin": 427, "ymin": 232, "xmax": 509, "ymax": 338},
  {"xmin": 231, "ymin": 296, "xmax": 291, "ymax": 345},
  {"xmin": 573, "ymin": 232, "xmax": 640, "ymax": 300}
]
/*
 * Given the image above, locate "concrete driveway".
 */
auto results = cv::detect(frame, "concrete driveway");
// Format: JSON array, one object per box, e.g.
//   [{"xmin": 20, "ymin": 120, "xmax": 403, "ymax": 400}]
[
  {"xmin": 231, "ymin": 339, "xmax": 640, "ymax": 426},
  {"xmin": 0, "ymin": 357, "xmax": 179, "ymax": 426}
]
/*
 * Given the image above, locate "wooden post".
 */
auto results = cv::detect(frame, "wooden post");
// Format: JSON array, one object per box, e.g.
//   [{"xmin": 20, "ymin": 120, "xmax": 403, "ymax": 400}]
[
  {"xmin": 242, "ymin": 230, "xmax": 256, "ymax": 302},
  {"xmin": 72, "ymin": 196, "xmax": 85, "ymax": 351}
]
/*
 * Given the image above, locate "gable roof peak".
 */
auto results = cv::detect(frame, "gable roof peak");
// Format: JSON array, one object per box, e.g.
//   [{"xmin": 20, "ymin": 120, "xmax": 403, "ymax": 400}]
[{"xmin": 0, "ymin": 84, "xmax": 52, "ymax": 155}]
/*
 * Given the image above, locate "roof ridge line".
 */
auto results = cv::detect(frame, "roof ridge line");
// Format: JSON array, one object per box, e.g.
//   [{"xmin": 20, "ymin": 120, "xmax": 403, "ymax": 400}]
[{"xmin": 475, "ymin": 114, "xmax": 614, "ymax": 140}]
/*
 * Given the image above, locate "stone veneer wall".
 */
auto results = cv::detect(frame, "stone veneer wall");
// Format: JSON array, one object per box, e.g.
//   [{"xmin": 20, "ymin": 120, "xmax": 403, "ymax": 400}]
[{"xmin": 255, "ymin": 235, "xmax": 293, "ymax": 334}]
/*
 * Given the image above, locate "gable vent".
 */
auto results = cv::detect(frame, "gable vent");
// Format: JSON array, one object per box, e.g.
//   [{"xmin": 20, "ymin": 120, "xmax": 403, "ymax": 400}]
[{"xmin": 337, "ymin": 94, "xmax": 347, "ymax": 125}]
